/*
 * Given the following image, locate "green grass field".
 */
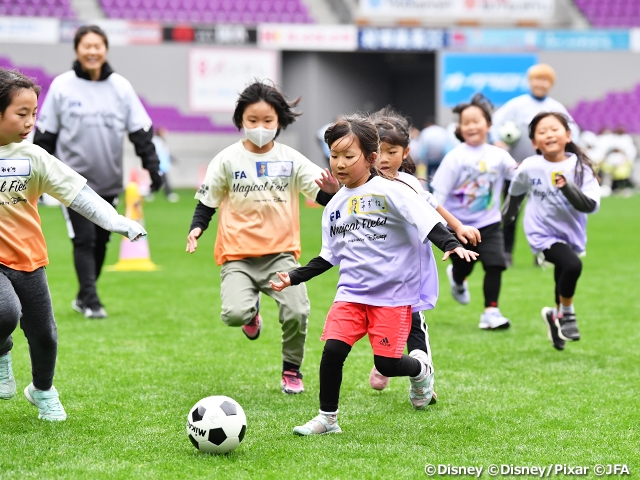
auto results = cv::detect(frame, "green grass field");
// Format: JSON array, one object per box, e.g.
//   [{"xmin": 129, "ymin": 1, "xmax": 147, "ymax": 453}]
[{"xmin": 1, "ymin": 191, "xmax": 638, "ymax": 479}]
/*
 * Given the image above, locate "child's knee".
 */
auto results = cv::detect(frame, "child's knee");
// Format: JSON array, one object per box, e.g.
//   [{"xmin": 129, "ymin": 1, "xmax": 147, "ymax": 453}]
[
  {"xmin": 0, "ymin": 298, "xmax": 21, "ymax": 330},
  {"xmin": 374, "ymin": 356, "xmax": 401, "ymax": 377},
  {"xmin": 220, "ymin": 304, "xmax": 255, "ymax": 327}
]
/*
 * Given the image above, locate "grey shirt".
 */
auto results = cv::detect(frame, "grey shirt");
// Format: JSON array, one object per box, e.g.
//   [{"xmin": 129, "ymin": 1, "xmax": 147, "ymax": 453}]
[{"xmin": 36, "ymin": 69, "xmax": 152, "ymax": 197}]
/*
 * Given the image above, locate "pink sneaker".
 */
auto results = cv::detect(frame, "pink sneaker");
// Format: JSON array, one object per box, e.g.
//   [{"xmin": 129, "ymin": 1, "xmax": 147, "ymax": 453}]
[
  {"xmin": 242, "ymin": 313, "xmax": 262, "ymax": 340},
  {"xmin": 281, "ymin": 370, "xmax": 304, "ymax": 394},
  {"xmin": 369, "ymin": 366, "xmax": 390, "ymax": 391}
]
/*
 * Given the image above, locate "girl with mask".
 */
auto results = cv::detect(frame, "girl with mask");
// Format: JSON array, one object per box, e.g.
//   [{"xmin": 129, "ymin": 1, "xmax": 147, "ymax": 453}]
[{"xmin": 186, "ymin": 81, "xmax": 339, "ymax": 395}]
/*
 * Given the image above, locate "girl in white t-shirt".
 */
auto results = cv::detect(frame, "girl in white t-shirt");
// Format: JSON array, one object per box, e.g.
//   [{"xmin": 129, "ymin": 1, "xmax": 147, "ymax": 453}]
[
  {"xmin": 431, "ymin": 94, "xmax": 517, "ymax": 331},
  {"xmin": 366, "ymin": 107, "xmax": 482, "ymax": 393},
  {"xmin": 0, "ymin": 68, "xmax": 145, "ymax": 421},
  {"xmin": 186, "ymin": 81, "xmax": 340, "ymax": 395},
  {"xmin": 270, "ymin": 115, "xmax": 478, "ymax": 436},
  {"xmin": 503, "ymin": 112, "xmax": 600, "ymax": 351}
]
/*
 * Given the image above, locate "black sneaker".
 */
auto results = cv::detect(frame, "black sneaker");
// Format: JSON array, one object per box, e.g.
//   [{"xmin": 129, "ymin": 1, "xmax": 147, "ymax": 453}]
[
  {"xmin": 541, "ymin": 307, "xmax": 565, "ymax": 351},
  {"xmin": 558, "ymin": 312, "xmax": 580, "ymax": 341},
  {"xmin": 71, "ymin": 299, "xmax": 108, "ymax": 319}
]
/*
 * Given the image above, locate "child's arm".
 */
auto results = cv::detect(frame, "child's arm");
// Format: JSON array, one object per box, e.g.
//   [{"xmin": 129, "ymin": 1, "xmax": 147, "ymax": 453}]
[
  {"xmin": 186, "ymin": 202, "xmax": 216, "ymax": 253},
  {"xmin": 555, "ymin": 175, "xmax": 598, "ymax": 213},
  {"xmin": 68, "ymin": 186, "xmax": 146, "ymax": 241},
  {"xmin": 270, "ymin": 256, "xmax": 333, "ymax": 292},
  {"xmin": 501, "ymin": 194, "xmax": 525, "ymax": 226},
  {"xmin": 435, "ymin": 204, "xmax": 481, "ymax": 246},
  {"xmin": 426, "ymin": 223, "xmax": 479, "ymax": 262}
]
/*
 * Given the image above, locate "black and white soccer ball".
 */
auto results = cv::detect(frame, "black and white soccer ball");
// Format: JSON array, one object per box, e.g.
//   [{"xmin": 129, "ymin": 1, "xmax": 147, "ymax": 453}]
[
  {"xmin": 186, "ymin": 396, "xmax": 247, "ymax": 454},
  {"xmin": 498, "ymin": 121, "xmax": 522, "ymax": 145}
]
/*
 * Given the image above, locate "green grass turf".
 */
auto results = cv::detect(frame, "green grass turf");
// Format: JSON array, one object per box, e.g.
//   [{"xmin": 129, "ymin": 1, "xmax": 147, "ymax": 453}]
[{"xmin": 1, "ymin": 191, "xmax": 638, "ymax": 479}]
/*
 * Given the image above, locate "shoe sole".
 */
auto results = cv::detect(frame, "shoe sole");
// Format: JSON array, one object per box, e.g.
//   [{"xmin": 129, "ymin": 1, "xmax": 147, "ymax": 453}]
[
  {"xmin": 282, "ymin": 387, "xmax": 304, "ymax": 394},
  {"xmin": 293, "ymin": 427, "xmax": 342, "ymax": 436},
  {"xmin": 242, "ymin": 328, "xmax": 261, "ymax": 341},
  {"xmin": 541, "ymin": 308, "xmax": 565, "ymax": 350},
  {"xmin": 479, "ymin": 320, "xmax": 511, "ymax": 330},
  {"xmin": 556, "ymin": 323, "xmax": 580, "ymax": 342},
  {"xmin": 71, "ymin": 300, "xmax": 84, "ymax": 315}
]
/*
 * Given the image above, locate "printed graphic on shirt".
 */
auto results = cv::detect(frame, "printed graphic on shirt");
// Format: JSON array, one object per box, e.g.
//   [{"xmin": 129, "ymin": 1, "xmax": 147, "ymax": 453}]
[
  {"xmin": 451, "ymin": 159, "xmax": 499, "ymax": 213},
  {"xmin": 550, "ymin": 170, "xmax": 563, "ymax": 185},
  {"xmin": 347, "ymin": 195, "xmax": 387, "ymax": 215},
  {"xmin": 0, "ymin": 158, "xmax": 30, "ymax": 177},
  {"xmin": 256, "ymin": 161, "xmax": 293, "ymax": 178}
]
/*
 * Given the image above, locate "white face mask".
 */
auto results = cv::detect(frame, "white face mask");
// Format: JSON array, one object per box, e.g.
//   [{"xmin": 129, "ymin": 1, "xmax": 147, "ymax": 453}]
[{"xmin": 243, "ymin": 125, "xmax": 277, "ymax": 148}]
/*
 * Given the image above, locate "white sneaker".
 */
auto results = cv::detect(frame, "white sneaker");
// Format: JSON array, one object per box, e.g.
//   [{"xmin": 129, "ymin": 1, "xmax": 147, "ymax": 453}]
[
  {"xmin": 408, "ymin": 350, "xmax": 434, "ymax": 409},
  {"xmin": 446, "ymin": 265, "xmax": 470, "ymax": 305},
  {"xmin": 479, "ymin": 308, "xmax": 510, "ymax": 330},
  {"xmin": 293, "ymin": 413, "xmax": 342, "ymax": 436},
  {"xmin": 24, "ymin": 383, "xmax": 67, "ymax": 421}
]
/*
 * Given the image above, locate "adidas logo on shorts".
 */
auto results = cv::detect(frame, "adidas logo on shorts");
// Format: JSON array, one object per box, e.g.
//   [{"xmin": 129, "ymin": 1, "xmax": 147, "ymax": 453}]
[{"xmin": 379, "ymin": 337, "xmax": 390, "ymax": 347}]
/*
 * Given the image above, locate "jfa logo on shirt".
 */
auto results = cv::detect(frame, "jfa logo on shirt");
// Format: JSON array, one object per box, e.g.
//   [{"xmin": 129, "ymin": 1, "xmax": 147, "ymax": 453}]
[{"xmin": 347, "ymin": 195, "xmax": 387, "ymax": 215}]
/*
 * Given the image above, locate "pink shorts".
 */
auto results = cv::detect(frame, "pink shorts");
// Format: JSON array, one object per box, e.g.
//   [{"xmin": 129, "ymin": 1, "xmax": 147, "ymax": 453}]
[{"xmin": 321, "ymin": 302, "xmax": 412, "ymax": 358}]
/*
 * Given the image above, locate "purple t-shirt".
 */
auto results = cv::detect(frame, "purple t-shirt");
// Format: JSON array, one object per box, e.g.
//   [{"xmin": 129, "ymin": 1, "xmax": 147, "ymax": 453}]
[
  {"xmin": 320, "ymin": 176, "xmax": 445, "ymax": 308},
  {"xmin": 431, "ymin": 143, "xmax": 517, "ymax": 229},
  {"xmin": 509, "ymin": 154, "xmax": 600, "ymax": 253}
]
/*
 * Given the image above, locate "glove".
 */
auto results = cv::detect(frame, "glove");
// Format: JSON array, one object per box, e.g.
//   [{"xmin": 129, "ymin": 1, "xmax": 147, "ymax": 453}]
[{"xmin": 150, "ymin": 170, "xmax": 164, "ymax": 192}]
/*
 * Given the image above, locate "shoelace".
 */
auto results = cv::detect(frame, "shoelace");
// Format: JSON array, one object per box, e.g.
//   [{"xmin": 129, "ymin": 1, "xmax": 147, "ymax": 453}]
[
  {"xmin": 37, "ymin": 391, "xmax": 64, "ymax": 415},
  {"xmin": 0, "ymin": 356, "xmax": 11, "ymax": 381}
]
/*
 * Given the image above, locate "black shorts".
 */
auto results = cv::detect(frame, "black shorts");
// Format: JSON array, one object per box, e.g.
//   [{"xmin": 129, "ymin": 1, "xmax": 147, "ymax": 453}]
[{"xmin": 452, "ymin": 222, "xmax": 506, "ymax": 269}]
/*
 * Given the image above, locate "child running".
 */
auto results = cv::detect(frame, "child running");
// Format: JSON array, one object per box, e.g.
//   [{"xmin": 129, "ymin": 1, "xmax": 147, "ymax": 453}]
[
  {"xmin": 431, "ymin": 94, "xmax": 517, "ymax": 330},
  {"xmin": 186, "ymin": 81, "xmax": 339, "ymax": 394},
  {"xmin": 367, "ymin": 107, "xmax": 481, "ymax": 393},
  {"xmin": 502, "ymin": 112, "xmax": 600, "ymax": 350},
  {"xmin": 269, "ymin": 115, "xmax": 478, "ymax": 435},
  {"xmin": 0, "ymin": 68, "xmax": 145, "ymax": 420}
]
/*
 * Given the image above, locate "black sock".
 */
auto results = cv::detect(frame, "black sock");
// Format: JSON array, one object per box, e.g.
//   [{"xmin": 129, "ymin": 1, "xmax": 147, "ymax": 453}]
[{"xmin": 283, "ymin": 361, "xmax": 301, "ymax": 374}]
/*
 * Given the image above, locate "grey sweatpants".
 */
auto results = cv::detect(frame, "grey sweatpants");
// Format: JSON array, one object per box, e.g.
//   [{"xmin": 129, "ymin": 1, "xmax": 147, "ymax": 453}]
[
  {"xmin": 220, "ymin": 253, "xmax": 310, "ymax": 367},
  {"xmin": 0, "ymin": 265, "xmax": 58, "ymax": 390}
]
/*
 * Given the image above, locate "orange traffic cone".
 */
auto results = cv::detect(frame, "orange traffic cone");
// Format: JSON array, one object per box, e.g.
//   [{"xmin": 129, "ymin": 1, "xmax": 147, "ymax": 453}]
[{"xmin": 106, "ymin": 180, "xmax": 159, "ymax": 272}]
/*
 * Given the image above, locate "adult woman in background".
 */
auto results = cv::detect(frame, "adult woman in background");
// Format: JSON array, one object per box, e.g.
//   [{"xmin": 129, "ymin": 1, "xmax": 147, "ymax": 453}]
[{"xmin": 34, "ymin": 25, "xmax": 162, "ymax": 319}]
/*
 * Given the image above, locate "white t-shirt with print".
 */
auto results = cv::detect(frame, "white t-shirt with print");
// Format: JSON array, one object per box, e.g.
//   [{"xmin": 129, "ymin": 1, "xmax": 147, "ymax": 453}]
[
  {"xmin": 320, "ymin": 176, "xmax": 445, "ymax": 308},
  {"xmin": 431, "ymin": 143, "xmax": 517, "ymax": 229},
  {"xmin": 195, "ymin": 140, "xmax": 324, "ymax": 265},
  {"xmin": 509, "ymin": 154, "xmax": 600, "ymax": 254}
]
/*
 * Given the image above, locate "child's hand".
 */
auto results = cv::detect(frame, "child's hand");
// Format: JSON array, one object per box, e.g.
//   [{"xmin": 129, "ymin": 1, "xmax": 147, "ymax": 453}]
[
  {"xmin": 555, "ymin": 174, "xmax": 566, "ymax": 188},
  {"xmin": 270, "ymin": 272, "xmax": 292, "ymax": 292},
  {"xmin": 455, "ymin": 225, "xmax": 481, "ymax": 246},
  {"xmin": 442, "ymin": 247, "xmax": 479, "ymax": 262},
  {"xmin": 315, "ymin": 168, "xmax": 340, "ymax": 194},
  {"xmin": 186, "ymin": 228, "xmax": 202, "ymax": 253}
]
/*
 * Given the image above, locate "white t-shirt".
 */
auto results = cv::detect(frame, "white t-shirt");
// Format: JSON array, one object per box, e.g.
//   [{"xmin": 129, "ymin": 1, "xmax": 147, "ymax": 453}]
[
  {"xmin": 0, "ymin": 142, "xmax": 86, "ymax": 271},
  {"xmin": 509, "ymin": 154, "xmax": 600, "ymax": 254},
  {"xmin": 195, "ymin": 140, "xmax": 324, "ymax": 265},
  {"xmin": 320, "ymin": 176, "xmax": 445, "ymax": 307},
  {"xmin": 36, "ymin": 70, "xmax": 152, "ymax": 197},
  {"xmin": 431, "ymin": 143, "xmax": 517, "ymax": 229},
  {"xmin": 397, "ymin": 171, "xmax": 440, "ymax": 312}
]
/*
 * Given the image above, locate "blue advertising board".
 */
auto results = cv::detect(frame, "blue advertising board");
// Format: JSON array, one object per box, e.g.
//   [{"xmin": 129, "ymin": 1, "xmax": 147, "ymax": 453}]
[
  {"xmin": 441, "ymin": 53, "xmax": 538, "ymax": 107},
  {"xmin": 537, "ymin": 30, "xmax": 629, "ymax": 50}
]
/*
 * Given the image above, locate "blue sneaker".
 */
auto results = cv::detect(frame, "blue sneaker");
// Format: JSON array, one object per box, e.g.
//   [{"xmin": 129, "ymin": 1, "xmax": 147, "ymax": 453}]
[
  {"xmin": 24, "ymin": 383, "xmax": 67, "ymax": 421},
  {"xmin": 0, "ymin": 353, "xmax": 16, "ymax": 400}
]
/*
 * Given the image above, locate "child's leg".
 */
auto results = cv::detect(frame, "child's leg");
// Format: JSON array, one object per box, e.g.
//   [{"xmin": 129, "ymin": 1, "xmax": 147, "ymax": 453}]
[
  {"xmin": 219, "ymin": 259, "xmax": 261, "ymax": 328},
  {"xmin": 259, "ymin": 254, "xmax": 310, "ymax": 375},
  {"xmin": 319, "ymin": 339, "xmax": 352, "ymax": 412},
  {"xmin": 483, "ymin": 266, "xmax": 503, "ymax": 308},
  {"xmin": 7, "ymin": 267, "xmax": 58, "ymax": 391},
  {"xmin": 542, "ymin": 243, "xmax": 583, "ymax": 341},
  {"xmin": 0, "ymin": 268, "xmax": 21, "ymax": 400},
  {"xmin": 450, "ymin": 253, "xmax": 475, "ymax": 285}
]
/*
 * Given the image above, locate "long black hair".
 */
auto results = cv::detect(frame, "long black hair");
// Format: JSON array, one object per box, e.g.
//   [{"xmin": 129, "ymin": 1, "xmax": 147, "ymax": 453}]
[
  {"xmin": 370, "ymin": 106, "xmax": 416, "ymax": 175},
  {"xmin": 0, "ymin": 68, "xmax": 41, "ymax": 114},
  {"xmin": 74, "ymin": 25, "xmax": 109, "ymax": 50},
  {"xmin": 232, "ymin": 80, "xmax": 301, "ymax": 139},
  {"xmin": 452, "ymin": 93, "xmax": 493, "ymax": 143},
  {"xmin": 528, "ymin": 111, "xmax": 596, "ymax": 186}
]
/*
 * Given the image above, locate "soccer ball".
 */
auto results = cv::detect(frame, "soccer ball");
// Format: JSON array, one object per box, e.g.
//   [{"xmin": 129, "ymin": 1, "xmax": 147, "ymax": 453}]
[
  {"xmin": 186, "ymin": 396, "xmax": 247, "ymax": 454},
  {"xmin": 498, "ymin": 121, "xmax": 522, "ymax": 145}
]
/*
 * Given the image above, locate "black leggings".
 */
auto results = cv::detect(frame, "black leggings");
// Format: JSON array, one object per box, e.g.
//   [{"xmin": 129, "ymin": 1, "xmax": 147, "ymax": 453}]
[
  {"xmin": 319, "ymin": 339, "xmax": 421, "ymax": 412},
  {"xmin": 0, "ymin": 266, "xmax": 58, "ymax": 390},
  {"xmin": 542, "ymin": 243, "xmax": 583, "ymax": 305},
  {"xmin": 64, "ymin": 196, "xmax": 116, "ymax": 308},
  {"xmin": 502, "ymin": 180, "xmax": 518, "ymax": 254},
  {"xmin": 451, "ymin": 260, "xmax": 504, "ymax": 308},
  {"xmin": 406, "ymin": 311, "xmax": 431, "ymax": 356}
]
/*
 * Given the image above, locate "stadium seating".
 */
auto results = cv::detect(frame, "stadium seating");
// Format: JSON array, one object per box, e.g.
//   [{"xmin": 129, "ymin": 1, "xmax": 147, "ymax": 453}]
[
  {"xmin": 99, "ymin": 0, "xmax": 313, "ymax": 24},
  {"xmin": 573, "ymin": 0, "xmax": 640, "ymax": 27},
  {"xmin": 570, "ymin": 83, "xmax": 640, "ymax": 133},
  {"xmin": 0, "ymin": 56, "xmax": 235, "ymax": 133},
  {"xmin": 0, "ymin": 0, "xmax": 75, "ymax": 18}
]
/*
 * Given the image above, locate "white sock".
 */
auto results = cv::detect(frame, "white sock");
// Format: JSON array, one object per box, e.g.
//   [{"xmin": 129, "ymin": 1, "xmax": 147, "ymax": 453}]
[
  {"xmin": 561, "ymin": 304, "xmax": 575, "ymax": 315},
  {"xmin": 319, "ymin": 410, "xmax": 338, "ymax": 422},
  {"xmin": 411, "ymin": 360, "xmax": 426, "ymax": 381}
]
